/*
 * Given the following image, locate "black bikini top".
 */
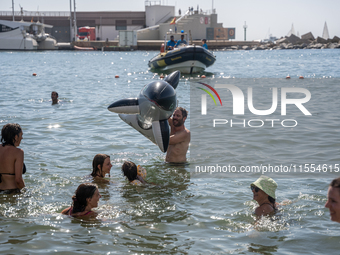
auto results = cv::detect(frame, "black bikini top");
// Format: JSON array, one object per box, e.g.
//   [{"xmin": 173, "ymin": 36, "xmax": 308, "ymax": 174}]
[{"xmin": 0, "ymin": 163, "xmax": 26, "ymax": 183}]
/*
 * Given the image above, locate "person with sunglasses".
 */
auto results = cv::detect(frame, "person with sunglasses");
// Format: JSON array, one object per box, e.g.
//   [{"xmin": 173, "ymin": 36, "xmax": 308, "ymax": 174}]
[{"xmin": 250, "ymin": 175, "xmax": 278, "ymax": 217}]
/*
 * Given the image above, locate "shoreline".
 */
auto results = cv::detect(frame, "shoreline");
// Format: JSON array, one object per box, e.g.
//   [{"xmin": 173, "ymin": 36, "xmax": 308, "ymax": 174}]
[{"xmin": 58, "ymin": 40, "xmax": 340, "ymax": 51}]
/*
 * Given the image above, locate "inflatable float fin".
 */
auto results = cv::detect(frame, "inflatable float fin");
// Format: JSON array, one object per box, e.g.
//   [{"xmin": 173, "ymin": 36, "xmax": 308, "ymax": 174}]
[
  {"xmin": 108, "ymin": 98, "xmax": 139, "ymax": 114},
  {"xmin": 152, "ymin": 119, "xmax": 170, "ymax": 152},
  {"xmin": 118, "ymin": 114, "xmax": 170, "ymax": 152},
  {"xmin": 164, "ymin": 70, "xmax": 180, "ymax": 89}
]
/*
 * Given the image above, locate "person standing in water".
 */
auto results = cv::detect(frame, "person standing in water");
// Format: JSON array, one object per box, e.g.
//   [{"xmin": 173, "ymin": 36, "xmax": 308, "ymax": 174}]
[
  {"xmin": 165, "ymin": 107, "xmax": 190, "ymax": 163},
  {"xmin": 0, "ymin": 123, "xmax": 25, "ymax": 193}
]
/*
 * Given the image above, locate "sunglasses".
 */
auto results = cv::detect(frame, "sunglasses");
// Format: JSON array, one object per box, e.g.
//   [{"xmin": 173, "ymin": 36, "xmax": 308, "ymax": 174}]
[{"xmin": 251, "ymin": 186, "xmax": 260, "ymax": 192}]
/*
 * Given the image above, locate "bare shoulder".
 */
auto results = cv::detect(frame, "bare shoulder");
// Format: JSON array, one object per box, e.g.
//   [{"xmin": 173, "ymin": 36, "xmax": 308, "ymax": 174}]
[
  {"xmin": 61, "ymin": 207, "xmax": 71, "ymax": 215},
  {"xmin": 14, "ymin": 147, "xmax": 24, "ymax": 159},
  {"xmin": 183, "ymin": 128, "xmax": 191, "ymax": 140},
  {"xmin": 9, "ymin": 146, "xmax": 24, "ymax": 155},
  {"xmin": 255, "ymin": 204, "xmax": 274, "ymax": 216}
]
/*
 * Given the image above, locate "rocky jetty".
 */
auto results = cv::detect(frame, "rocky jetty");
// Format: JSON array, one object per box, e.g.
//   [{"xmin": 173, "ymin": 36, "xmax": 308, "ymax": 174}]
[{"xmin": 221, "ymin": 32, "xmax": 340, "ymax": 51}]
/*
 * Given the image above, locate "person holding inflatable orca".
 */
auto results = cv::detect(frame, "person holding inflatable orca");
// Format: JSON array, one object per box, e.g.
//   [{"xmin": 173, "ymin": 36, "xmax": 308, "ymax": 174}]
[
  {"xmin": 165, "ymin": 107, "xmax": 190, "ymax": 163},
  {"xmin": 107, "ymin": 71, "xmax": 181, "ymax": 153}
]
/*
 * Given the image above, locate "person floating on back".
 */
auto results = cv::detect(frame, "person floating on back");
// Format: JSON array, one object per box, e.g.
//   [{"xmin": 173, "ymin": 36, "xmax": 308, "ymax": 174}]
[{"xmin": 121, "ymin": 161, "xmax": 147, "ymax": 186}]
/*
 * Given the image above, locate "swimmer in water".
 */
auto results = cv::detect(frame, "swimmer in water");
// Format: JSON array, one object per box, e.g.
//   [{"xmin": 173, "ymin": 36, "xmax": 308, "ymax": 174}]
[
  {"xmin": 0, "ymin": 123, "xmax": 25, "ymax": 194},
  {"xmin": 61, "ymin": 183, "xmax": 101, "ymax": 217},
  {"xmin": 251, "ymin": 175, "xmax": 279, "ymax": 217},
  {"xmin": 325, "ymin": 177, "xmax": 340, "ymax": 223},
  {"xmin": 121, "ymin": 161, "xmax": 147, "ymax": 186},
  {"xmin": 51, "ymin": 91, "xmax": 59, "ymax": 105},
  {"xmin": 91, "ymin": 154, "xmax": 112, "ymax": 178}
]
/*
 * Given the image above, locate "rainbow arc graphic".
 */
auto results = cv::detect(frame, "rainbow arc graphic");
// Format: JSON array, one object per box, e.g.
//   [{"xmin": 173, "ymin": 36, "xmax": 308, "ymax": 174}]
[{"xmin": 197, "ymin": 82, "xmax": 222, "ymax": 106}]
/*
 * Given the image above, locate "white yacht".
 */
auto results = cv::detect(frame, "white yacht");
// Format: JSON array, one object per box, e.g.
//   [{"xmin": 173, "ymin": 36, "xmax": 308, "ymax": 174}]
[{"xmin": 0, "ymin": 20, "xmax": 57, "ymax": 50}]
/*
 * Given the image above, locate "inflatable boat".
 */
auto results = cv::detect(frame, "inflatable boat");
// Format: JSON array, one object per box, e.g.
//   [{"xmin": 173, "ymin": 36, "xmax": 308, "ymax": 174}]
[
  {"xmin": 148, "ymin": 32, "xmax": 216, "ymax": 74},
  {"xmin": 148, "ymin": 45, "xmax": 216, "ymax": 74}
]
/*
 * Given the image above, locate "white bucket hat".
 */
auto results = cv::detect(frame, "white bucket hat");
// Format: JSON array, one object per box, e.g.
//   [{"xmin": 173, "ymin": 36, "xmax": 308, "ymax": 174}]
[{"xmin": 251, "ymin": 175, "xmax": 277, "ymax": 199}]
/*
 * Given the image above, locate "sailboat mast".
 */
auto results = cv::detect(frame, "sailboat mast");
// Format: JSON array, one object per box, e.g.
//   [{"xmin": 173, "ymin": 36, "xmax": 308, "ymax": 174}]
[{"xmin": 12, "ymin": 0, "xmax": 15, "ymax": 21}]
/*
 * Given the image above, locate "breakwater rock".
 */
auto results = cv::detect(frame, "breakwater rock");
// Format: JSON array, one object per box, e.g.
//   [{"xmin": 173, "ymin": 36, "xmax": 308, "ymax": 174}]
[{"xmin": 220, "ymin": 34, "xmax": 340, "ymax": 51}]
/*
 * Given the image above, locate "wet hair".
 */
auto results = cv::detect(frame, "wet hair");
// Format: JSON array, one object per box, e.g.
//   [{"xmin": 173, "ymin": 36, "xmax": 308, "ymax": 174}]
[
  {"xmin": 121, "ymin": 161, "xmax": 138, "ymax": 182},
  {"xmin": 175, "ymin": 107, "xmax": 188, "ymax": 119},
  {"xmin": 330, "ymin": 177, "xmax": 340, "ymax": 194},
  {"xmin": 52, "ymin": 91, "xmax": 58, "ymax": 97},
  {"xmin": 1, "ymin": 123, "xmax": 22, "ymax": 147},
  {"xmin": 71, "ymin": 183, "xmax": 98, "ymax": 213},
  {"xmin": 268, "ymin": 196, "xmax": 276, "ymax": 209},
  {"xmin": 91, "ymin": 154, "xmax": 110, "ymax": 177}
]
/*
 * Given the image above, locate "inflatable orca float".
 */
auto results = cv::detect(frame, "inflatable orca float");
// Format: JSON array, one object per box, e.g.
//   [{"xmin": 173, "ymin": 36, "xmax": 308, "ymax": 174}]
[{"xmin": 108, "ymin": 71, "xmax": 180, "ymax": 152}]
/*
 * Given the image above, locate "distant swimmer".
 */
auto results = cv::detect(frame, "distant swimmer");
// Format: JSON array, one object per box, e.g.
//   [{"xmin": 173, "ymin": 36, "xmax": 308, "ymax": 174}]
[
  {"xmin": 175, "ymin": 34, "xmax": 187, "ymax": 48},
  {"xmin": 121, "ymin": 161, "xmax": 147, "ymax": 185},
  {"xmin": 61, "ymin": 183, "xmax": 101, "ymax": 217},
  {"xmin": 201, "ymin": 39, "xmax": 208, "ymax": 49},
  {"xmin": 0, "ymin": 123, "xmax": 25, "ymax": 194},
  {"xmin": 165, "ymin": 107, "xmax": 190, "ymax": 163},
  {"xmin": 325, "ymin": 177, "xmax": 340, "ymax": 223},
  {"xmin": 251, "ymin": 175, "xmax": 279, "ymax": 217},
  {"xmin": 51, "ymin": 91, "xmax": 59, "ymax": 105},
  {"xmin": 91, "ymin": 154, "xmax": 112, "ymax": 178}
]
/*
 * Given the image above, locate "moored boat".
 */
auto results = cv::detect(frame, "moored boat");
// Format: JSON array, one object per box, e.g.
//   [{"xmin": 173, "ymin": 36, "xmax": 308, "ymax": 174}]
[{"xmin": 0, "ymin": 20, "xmax": 57, "ymax": 50}]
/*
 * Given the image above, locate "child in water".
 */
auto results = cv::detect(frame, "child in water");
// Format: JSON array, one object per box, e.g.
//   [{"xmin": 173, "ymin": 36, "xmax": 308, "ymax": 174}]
[{"xmin": 121, "ymin": 161, "xmax": 147, "ymax": 185}]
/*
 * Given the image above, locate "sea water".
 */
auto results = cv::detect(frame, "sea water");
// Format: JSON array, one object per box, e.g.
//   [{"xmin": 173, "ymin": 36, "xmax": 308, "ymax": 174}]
[{"xmin": 0, "ymin": 49, "xmax": 339, "ymax": 254}]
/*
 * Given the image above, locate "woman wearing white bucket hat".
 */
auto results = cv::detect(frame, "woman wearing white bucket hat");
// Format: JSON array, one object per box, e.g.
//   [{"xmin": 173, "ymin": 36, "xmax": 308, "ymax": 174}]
[{"xmin": 251, "ymin": 175, "xmax": 278, "ymax": 217}]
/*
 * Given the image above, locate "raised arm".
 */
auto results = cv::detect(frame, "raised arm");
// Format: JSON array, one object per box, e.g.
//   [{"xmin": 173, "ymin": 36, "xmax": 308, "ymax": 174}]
[{"xmin": 169, "ymin": 129, "xmax": 190, "ymax": 145}]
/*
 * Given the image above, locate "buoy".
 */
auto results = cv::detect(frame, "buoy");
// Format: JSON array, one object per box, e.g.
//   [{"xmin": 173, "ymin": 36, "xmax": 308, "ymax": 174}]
[
  {"xmin": 32, "ymin": 73, "xmax": 37, "ymax": 76},
  {"xmin": 299, "ymin": 76, "xmax": 304, "ymax": 79},
  {"xmin": 286, "ymin": 75, "xmax": 290, "ymax": 79},
  {"xmin": 201, "ymin": 75, "xmax": 206, "ymax": 78},
  {"xmin": 115, "ymin": 75, "xmax": 119, "ymax": 78},
  {"xmin": 160, "ymin": 74, "xmax": 164, "ymax": 79}
]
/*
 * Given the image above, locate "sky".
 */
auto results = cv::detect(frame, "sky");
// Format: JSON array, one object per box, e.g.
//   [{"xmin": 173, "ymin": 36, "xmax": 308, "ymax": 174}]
[{"xmin": 2, "ymin": 0, "xmax": 340, "ymax": 41}]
